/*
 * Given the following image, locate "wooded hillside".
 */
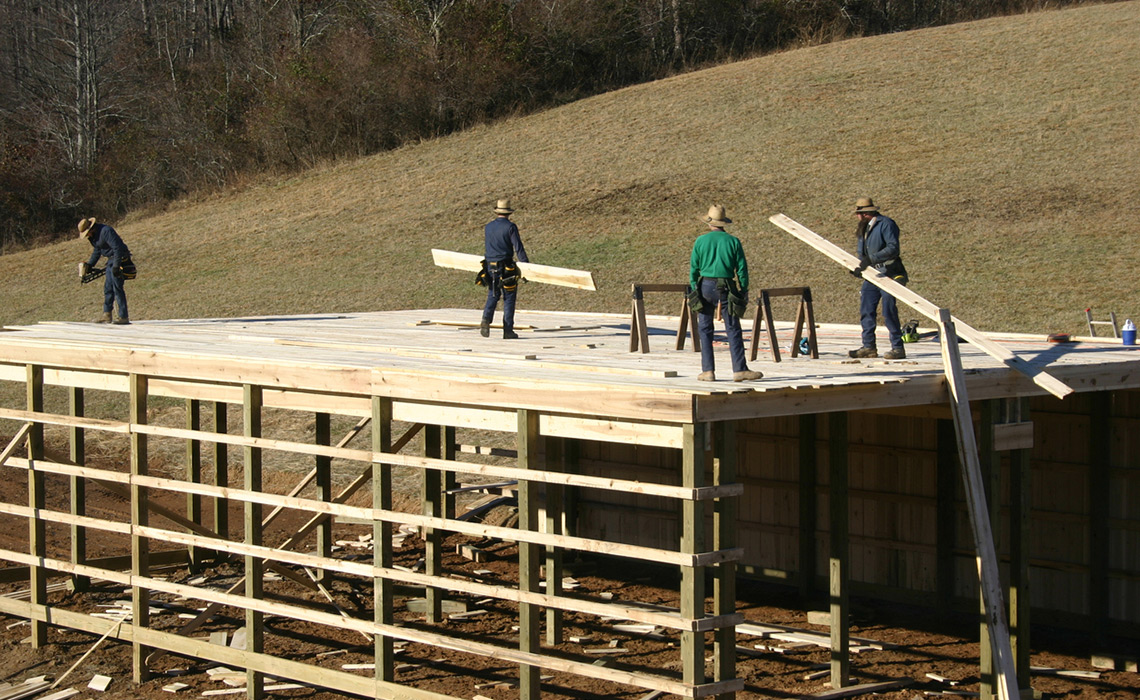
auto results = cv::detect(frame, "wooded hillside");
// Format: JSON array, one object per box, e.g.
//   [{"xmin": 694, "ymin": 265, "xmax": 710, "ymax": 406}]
[{"xmin": 0, "ymin": 0, "xmax": 1103, "ymax": 249}]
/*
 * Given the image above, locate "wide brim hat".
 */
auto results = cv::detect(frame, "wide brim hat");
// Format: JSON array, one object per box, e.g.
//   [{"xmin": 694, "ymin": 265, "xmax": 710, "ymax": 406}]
[
  {"xmin": 493, "ymin": 198, "xmax": 514, "ymax": 214},
  {"xmin": 78, "ymin": 217, "xmax": 96, "ymax": 238},
  {"xmin": 854, "ymin": 197, "xmax": 879, "ymax": 214},
  {"xmin": 703, "ymin": 204, "xmax": 732, "ymax": 227}
]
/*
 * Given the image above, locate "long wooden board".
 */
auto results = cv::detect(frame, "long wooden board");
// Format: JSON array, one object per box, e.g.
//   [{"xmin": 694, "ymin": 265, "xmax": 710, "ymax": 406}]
[
  {"xmin": 768, "ymin": 214, "xmax": 1073, "ymax": 400},
  {"xmin": 938, "ymin": 309, "xmax": 1021, "ymax": 700},
  {"xmin": 432, "ymin": 249, "xmax": 596, "ymax": 291}
]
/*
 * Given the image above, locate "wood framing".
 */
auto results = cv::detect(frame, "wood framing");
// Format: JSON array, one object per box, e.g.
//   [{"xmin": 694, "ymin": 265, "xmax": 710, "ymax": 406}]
[{"xmin": 1, "ymin": 307, "xmax": 1138, "ymax": 699}]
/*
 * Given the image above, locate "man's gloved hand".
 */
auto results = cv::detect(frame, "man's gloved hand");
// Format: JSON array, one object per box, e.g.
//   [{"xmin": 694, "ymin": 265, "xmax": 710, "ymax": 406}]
[
  {"xmin": 850, "ymin": 257, "xmax": 870, "ymax": 278},
  {"xmin": 78, "ymin": 262, "xmax": 89, "ymax": 282}
]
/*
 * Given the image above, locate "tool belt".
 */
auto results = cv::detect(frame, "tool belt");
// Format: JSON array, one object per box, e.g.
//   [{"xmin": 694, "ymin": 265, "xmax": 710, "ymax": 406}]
[
  {"xmin": 118, "ymin": 255, "xmax": 137, "ymax": 280},
  {"xmin": 687, "ymin": 278, "xmax": 748, "ymax": 318},
  {"xmin": 476, "ymin": 259, "xmax": 519, "ymax": 291}
]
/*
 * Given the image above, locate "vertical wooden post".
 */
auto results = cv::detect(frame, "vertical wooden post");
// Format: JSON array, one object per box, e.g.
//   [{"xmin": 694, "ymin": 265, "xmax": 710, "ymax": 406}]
[
  {"xmin": 442, "ymin": 426, "xmax": 457, "ymax": 519},
  {"xmin": 1089, "ymin": 392, "xmax": 1111, "ymax": 647},
  {"xmin": 799, "ymin": 414, "xmax": 818, "ymax": 601},
  {"xmin": 186, "ymin": 399, "xmax": 203, "ymax": 570},
  {"xmin": 315, "ymin": 412, "xmax": 332, "ymax": 584},
  {"xmin": 517, "ymin": 409, "xmax": 542, "ymax": 700},
  {"xmin": 26, "ymin": 364, "xmax": 47, "ymax": 648},
  {"xmin": 828, "ymin": 411, "xmax": 849, "ymax": 688},
  {"xmin": 130, "ymin": 373, "xmax": 151, "ymax": 682},
  {"xmin": 372, "ymin": 397, "xmax": 395, "ymax": 685},
  {"xmin": 545, "ymin": 436, "xmax": 565, "ymax": 646},
  {"xmin": 978, "ymin": 401, "xmax": 1000, "ymax": 700},
  {"xmin": 936, "ymin": 418, "xmax": 958, "ymax": 609},
  {"xmin": 212, "ymin": 401, "xmax": 230, "ymax": 561},
  {"xmin": 69, "ymin": 386, "xmax": 89, "ymax": 592},
  {"xmin": 243, "ymin": 385, "xmax": 264, "ymax": 700},
  {"xmin": 1009, "ymin": 398, "xmax": 1032, "ymax": 689},
  {"xmin": 680, "ymin": 422, "xmax": 708, "ymax": 687},
  {"xmin": 713, "ymin": 421, "xmax": 738, "ymax": 698},
  {"xmin": 422, "ymin": 424, "xmax": 442, "ymax": 623}
]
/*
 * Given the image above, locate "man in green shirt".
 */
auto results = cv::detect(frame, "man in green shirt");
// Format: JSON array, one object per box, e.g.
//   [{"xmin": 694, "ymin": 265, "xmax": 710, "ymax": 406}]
[{"xmin": 689, "ymin": 205, "xmax": 764, "ymax": 382}]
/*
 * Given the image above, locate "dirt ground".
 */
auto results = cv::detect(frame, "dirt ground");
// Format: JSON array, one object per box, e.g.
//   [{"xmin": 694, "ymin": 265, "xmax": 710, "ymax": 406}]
[{"xmin": 0, "ymin": 453, "xmax": 1138, "ymax": 699}]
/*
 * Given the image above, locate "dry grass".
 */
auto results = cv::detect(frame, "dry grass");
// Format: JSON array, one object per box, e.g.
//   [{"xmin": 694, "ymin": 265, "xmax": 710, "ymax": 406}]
[{"xmin": 2, "ymin": 1, "xmax": 1138, "ymax": 335}]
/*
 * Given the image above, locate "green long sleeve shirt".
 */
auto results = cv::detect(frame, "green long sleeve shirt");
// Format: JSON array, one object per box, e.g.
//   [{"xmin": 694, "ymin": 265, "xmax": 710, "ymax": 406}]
[{"xmin": 690, "ymin": 229, "xmax": 749, "ymax": 291}]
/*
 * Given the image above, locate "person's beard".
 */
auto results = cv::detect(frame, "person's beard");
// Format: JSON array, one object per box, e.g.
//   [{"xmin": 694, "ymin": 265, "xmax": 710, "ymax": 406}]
[{"xmin": 855, "ymin": 218, "xmax": 869, "ymax": 241}]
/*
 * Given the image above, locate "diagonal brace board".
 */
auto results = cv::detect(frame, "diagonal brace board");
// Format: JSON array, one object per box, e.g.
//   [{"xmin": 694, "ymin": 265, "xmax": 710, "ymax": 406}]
[
  {"xmin": 432, "ymin": 249, "xmax": 596, "ymax": 291},
  {"xmin": 938, "ymin": 309, "xmax": 1020, "ymax": 700},
  {"xmin": 768, "ymin": 214, "xmax": 1073, "ymax": 400}
]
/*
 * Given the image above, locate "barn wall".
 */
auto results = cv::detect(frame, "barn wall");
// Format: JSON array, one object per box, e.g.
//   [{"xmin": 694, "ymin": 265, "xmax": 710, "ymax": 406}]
[{"xmin": 572, "ymin": 389, "xmax": 1140, "ymax": 630}]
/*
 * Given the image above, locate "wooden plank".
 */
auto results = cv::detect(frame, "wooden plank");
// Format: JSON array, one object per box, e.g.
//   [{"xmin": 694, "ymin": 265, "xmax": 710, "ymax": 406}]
[
  {"xmin": 768, "ymin": 214, "xmax": 1073, "ymax": 399},
  {"xmin": 25, "ymin": 365, "xmax": 46, "ymax": 648},
  {"xmin": 938, "ymin": 310, "xmax": 1020, "ymax": 700},
  {"xmin": 804, "ymin": 678, "xmax": 913, "ymax": 698},
  {"xmin": 518, "ymin": 409, "xmax": 541, "ymax": 699},
  {"xmin": 243, "ymin": 384, "xmax": 266, "ymax": 698},
  {"xmin": 129, "ymin": 373, "xmax": 151, "ymax": 683},
  {"xmin": 431, "ymin": 249, "xmax": 596, "ymax": 291}
]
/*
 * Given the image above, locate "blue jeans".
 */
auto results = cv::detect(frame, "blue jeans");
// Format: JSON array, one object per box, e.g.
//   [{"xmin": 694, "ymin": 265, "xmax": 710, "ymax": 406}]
[
  {"xmin": 859, "ymin": 279, "xmax": 901, "ymax": 349},
  {"xmin": 697, "ymin": 278, "xmax": 749, "ymax": 373},
  {"xmin": 104, "ymin": 269, "xmax": 128, "ymax": 318},
  {"xmin": 481, "ymin": 263, "xmax": 517, "ymax": 332}
]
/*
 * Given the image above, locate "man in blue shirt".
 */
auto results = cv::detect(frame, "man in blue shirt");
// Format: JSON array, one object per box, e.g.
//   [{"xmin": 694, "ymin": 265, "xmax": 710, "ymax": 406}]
[
  {"xmin": 480, "ymin": 199, "xmax": 529, "ymax": 339},
  {"xmin": 78, "ymin": 217, "xmax": 133, "ymax": 325},
  {"xmin": 689, "ymin": 205, "xmax": 763, "ymax": 382},
  {"xmin": 849, "ymin": 197, "xmax": 908, "ymax": 359}
]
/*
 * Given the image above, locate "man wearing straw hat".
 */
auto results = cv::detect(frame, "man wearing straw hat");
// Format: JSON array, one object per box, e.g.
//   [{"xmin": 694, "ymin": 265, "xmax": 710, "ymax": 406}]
[
  {"xmin": 479, "ymin": 198, "xmax": 529, "ymax": 340},
  {"xmin": 78, "ymin": 217, "xmax": 134, "ymax": 325},
  {"xmin": 848, "ymin": 197, "xmax": 908, "ymax": 359},
  {"xmin": 689, "ymin": 205, "xmax": 763, "ymax": 382}
]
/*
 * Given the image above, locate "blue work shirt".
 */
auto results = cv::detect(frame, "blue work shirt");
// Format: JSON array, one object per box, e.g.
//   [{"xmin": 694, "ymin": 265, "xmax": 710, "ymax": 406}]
[
  {"xmin": 86, "ymin": 223, "xmax": 130, "ymax": 269},
  {"xmin": 856, "ymin": 215, "xmax": 900, "ymax": 267},
  {"xmin": 484, "ymin": 216, "xmax": 528, "ymax": 263}
]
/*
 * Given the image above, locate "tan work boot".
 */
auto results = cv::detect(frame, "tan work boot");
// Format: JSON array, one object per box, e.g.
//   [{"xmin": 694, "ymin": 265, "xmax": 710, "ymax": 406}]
[
  {"xmin": 113, "ymin": 316, "xmax": 130, "ymax": 325},
  {"xmin": 697, "ymin": 371, "xmax": 716, "ymax": 381},
  {"xmin": 733, "ymin": 370, "xmax": 764, "ymax": 382},
  {"xmin": 848, "ymin": 346, "xmax": 878, "ymax": 358},
  {"xmin": 883, "ymin": 347, "xmax": 906, "ymax": 360},
  {"xmin": 93, "ymin": 311, "xmax": 112, "ymax": 324}
]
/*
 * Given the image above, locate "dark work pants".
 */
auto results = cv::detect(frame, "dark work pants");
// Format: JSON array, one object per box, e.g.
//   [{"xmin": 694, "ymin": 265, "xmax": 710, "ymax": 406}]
[
  {"xmin": 103, "ymin": 269, "xmax": 128, "ymax": 318},
  {"xmin": 859, "ymin": 279, "xmax": 902, "ymax": 349},
  {"xmin": 481, "ymin": 264, "xmax": 517, "ymax": 332},
  {"xmin": 697, "ymin": 277, "xmax": 748, "ymax": 373}
]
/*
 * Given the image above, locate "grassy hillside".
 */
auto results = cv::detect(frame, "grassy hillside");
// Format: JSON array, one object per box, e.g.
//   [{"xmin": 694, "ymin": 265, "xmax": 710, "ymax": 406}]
[{"xmin": 3, "ymin": 1, "xmax": 1138, "ymax": 336}]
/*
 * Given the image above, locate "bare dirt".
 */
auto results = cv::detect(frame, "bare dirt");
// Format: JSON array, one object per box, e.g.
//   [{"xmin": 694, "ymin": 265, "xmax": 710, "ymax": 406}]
[{"xmin": 0, "ymin": 460, "xmax": 1138, "ymax": 699}]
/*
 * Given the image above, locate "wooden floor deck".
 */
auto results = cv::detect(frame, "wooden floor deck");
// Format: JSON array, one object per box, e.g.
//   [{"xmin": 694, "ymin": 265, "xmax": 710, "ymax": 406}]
[{"xmin": 1, "ymin": 308, "xmax": 1136, "ymax": 423}]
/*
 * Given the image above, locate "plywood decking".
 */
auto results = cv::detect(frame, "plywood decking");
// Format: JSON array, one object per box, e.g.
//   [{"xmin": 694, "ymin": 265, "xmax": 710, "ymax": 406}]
[{"xmin": 1, "ymin": 308, "xmax": 1136, "ymax": 424}]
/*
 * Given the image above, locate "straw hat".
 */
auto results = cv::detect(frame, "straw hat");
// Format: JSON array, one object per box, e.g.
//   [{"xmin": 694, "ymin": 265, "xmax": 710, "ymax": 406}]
[
  {"xmin": 854, "ymin": 197, "xmax": 879, "ymax": 214},
  {"xmin": 703, "ymin": 204, "xmax": 732, "ymax": 227},
  {"xmin": 78, "ymin": 217, "xmax": 96, "ymax": 238},
  {"xmin": 493, "ymin": 199, "xmax": 515, "ymax": 215}
]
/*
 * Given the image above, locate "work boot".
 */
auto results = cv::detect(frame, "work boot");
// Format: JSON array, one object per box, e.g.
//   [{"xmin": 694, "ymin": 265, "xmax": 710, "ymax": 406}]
[
  {"xmin": 733, "ymin": 370, "xmax": 764, "ymax": 382},
  {"xmin": 479, "ymin": 321, "xmax": 490, "ymax": 338},
  {"xmin": 502, "ymin": 329, "xmax": 519, "ymax": 340},
  {"xmin": 883, "ymin": 347, "xmax": 906, "ymax": 360},
  {"xmin": 697, "ymin": 371, "xmax": 716, "ymax": 381},
  {"xmin": 848, "ymin": 346, "xmax": 878, "ymax": 358},
  {"xmin": 113, "ymin": 316, "xmax": 130, "ymax": 325},
  {"xmin": 93, "ymin": 311, "xmax": 112, "ymax": 324}
]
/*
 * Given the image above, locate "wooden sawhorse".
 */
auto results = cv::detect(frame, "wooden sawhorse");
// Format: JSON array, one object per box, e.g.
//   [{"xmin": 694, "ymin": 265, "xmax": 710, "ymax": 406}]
[
  {"xmin": 749, "ymin": 286, "xmax": 819, "ymax": 362},
  {"xmin": 629, "ymin": 283, "xmax": 700, "ymax": 354}
]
